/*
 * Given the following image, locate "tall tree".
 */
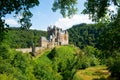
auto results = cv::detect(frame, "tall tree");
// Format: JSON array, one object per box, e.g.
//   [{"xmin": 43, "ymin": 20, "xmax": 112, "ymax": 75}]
[
  {"xmin": 52, "ymin": 0, "xmax": 78, "ymax": 17},
  {"xmin": 18, "ymin": 10, "xmax": 33, "ymax": 30},
  {"xmin": 82, "ymin": 0, "xmax": 120, "ymax": 21},
  {"xmin": 53, "ymin": 0, "xmax": 120, "ymax": 21},
  {"xmin": 0, "ymin": 0, "xmax": 39, "ymax": 43},
  {"xmin": 99, "ymin": 8, "xmax": 120, "ymax": 56}
]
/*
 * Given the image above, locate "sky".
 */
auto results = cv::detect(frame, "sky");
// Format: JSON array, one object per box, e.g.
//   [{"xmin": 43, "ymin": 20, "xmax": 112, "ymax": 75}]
[{"xmin": 4, "ymin": 0, "xmax": 116, "ymax": 31}]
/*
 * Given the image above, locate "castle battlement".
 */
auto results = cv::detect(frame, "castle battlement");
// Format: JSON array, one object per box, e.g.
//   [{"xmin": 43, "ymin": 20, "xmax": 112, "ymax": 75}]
[{"xmin": 39, "ymin": 25, "xmax": 69, "ymax": 48}]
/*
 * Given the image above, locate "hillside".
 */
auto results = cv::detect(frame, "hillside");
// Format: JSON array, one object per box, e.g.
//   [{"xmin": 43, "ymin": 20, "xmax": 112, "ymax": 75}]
[
  {"xmin": 67, "ymin": 23, "xmax": 107, "ymax": 49},
  {"xmin": 67, "ymin": 23, "xmax": 120, "ymax": 80},
  {"xmin": 0, "ymin": 45, "xmax": 99, "ymax": 79},
  {"xmin": 33, "ymin": 45, "xmax": 99, "ymax": 80},
  {"xmin": 35, "ymin": 45, "xmax": 117, "ymax": 80},
  {"xmin": 2, "ymin": 43, "xmax": 119, "ymax": 80},
  {"xmin": 74, "ymin": 65, "xmax": 111, "ymax": 80},
  {"xmin": 1, "ymin": 24, "xmax": 120, "ymax": 79},
  {"xmin": 3, "ymin": 23, "xmax": 107, "ymax": 49},
  {"xmin": 4, "ymin": 23, "xmax": 106, "ymax": 49},
  {"xmin": 4, "ymin": 28, "xmax": 47, "ymax": 48}
]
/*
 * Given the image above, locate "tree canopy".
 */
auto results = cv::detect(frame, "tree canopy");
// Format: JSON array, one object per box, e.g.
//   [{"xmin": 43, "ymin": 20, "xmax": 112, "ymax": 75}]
[
  {"xmin": 0, "ymin": 0, "xmax": 39, "ymax": 17},
  {"xmin": 52, "ymin": 0, "xmax": 78, "ymax": 17},
  {"xmin": 0, "ymin": 0, "xmax": 39, "ymax": 42},
  {"xmin": 1, "ymin": 0, "xmax": 120, "ymax": 42},
  {"xmin": 53, "ymin": 0, "xmax": 120, "ymax": 21},
  {"xmin": 0, "ymin": 0, "xmax": 120, "ymax": 79}
]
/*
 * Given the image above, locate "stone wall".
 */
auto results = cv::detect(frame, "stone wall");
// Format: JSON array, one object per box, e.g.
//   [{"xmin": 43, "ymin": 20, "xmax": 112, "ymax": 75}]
[{"xmin": 16, "ymin": 47, "xmax": 42, "ymax": 53}]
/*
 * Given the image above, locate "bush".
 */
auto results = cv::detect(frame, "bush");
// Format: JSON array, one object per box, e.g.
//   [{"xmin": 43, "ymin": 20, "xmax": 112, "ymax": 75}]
[
  {"xmin": 107, "ymin": 51, "xmax": 120, "ymax": 79},
  {"xmin": 33, "ymin": 51, "xmax": 62, "ymax": 80},
  {"xmin": 83, "ymin": 46, "xmax": 102, "ymax": 58},
  {"xmin": 49, "ymin": 46, "xmax": 77, "ymax": 80},
  {"xmin": 0, "ymin": 44, "xmax": 16, "ymax": 61},
  {"xmin": 82, "ymin": 46, "xmax": 100, "ymax": 65},
  {"xmin": 0, "ymin": 44, "xmax": 34, "ymax": 80},
  {"xmin": 73, "ymin": 74, "xmax": 84, "ymax": 80}
]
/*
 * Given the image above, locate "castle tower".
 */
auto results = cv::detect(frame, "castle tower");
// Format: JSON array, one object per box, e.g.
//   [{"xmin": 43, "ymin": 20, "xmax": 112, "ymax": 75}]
[
  {"xmin": 40, "ymin": 25, "xmax": 69, "ymax": 48},
  {"xmin": 64, "ymin": 30, "xmax": 69, "ymax": 45},
  {"xmin": 39, "ymin": 36, "xmax": 48, "ymax": 48}
]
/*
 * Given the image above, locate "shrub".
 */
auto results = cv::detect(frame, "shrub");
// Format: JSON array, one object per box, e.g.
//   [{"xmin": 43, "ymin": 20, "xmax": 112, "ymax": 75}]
[
  {"xmin": 83, "ymin": 46, "xmax": 102, "ymax": 58},
  {"xmin": 107, "ymin": 51, "xmax": 120, "ymax": 79},
  {"xmin": 83, "ymin": 46, "xmax": 100, "ymax": 65}
]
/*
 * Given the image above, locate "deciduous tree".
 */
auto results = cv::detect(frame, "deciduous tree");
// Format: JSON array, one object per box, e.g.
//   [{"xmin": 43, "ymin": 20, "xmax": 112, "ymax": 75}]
[{"xmin": 0, "ymin": 0, "xmax": 39, "ymax": 42}]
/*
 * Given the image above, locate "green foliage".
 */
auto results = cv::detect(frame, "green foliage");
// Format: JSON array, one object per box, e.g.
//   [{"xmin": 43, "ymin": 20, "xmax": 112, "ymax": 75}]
[
  {"xmin": 2, "ymin": 0, "xmax": 120, "ymax": 79},
  {"xmin": 0, "ymin": 44, "xmax": 36, "ymax": 80},
  {"xmin": 0, "ymin": 0, "xmax": 39, "ymax": 43},
  {"xmin": 0, "ymin": 19, "xmax": 6, "ymax": 42},
  {"xmin": 77, "ymin": 55, "xmax": 91, "ymax": 69},
  {"xmin": 68, "ymin": 23, "xmax": 107, "ymax": 49},
  {"xmin": 83, "ymin": 46, "xmax": 102, "ymax": 58},
  {"xmin": 46, "ymin": 46, "xmax": 100, "ymax": 80},
  {"xmin": 18, "ymin": 10, "xmax": 33, "ymax": 29},
  {"xmin": 98, "ymin": 9, "xmax": 120, "ymax": 58},
  {"xmin": 0, "ymin": 59, "xmax": 27, "ymax": 79},
  {"xmin": 12, "ymin": 52, "xmax": 30, "ymax": 73},
  {"xmin": 76, "ymin": 54, "xmax": 99, "ymax": 70},
  {"xmin": 49, "ymin": 46, "xmax": 77, "ymax": 80},
  {"xmin": 83, "ymin": 0, "xmax": 120, "ymax": 21},
  {"xmin": 73, "ymin": 46, "xmax": 100, "ymax": 70},
  {"xmin": 52, "ymin": 0, "xmax": 120, "ymax": 21},
  {"xmin": 0, "ymin": 73, "xmax": 17, "ymax": 80},
  {"xmin": 0, "ymin": 44, "xmax": 100, "ymax": 80},
  {"xmin": 33, "ymin": 49, "xmax": 62, "ymax": 80},
  {"xmin": 52, "ymin": 0, "xmax": 78, "ymax": 17},
  {"xmin": 82, "ymin": 0, "xmax": 110, "ymax": 21},
  {"xmin": 73, "ymin": 74, "xmax": 83, "ymax": 80},
  {"xmin": 33, "ymin": 46, "xmax": 85, "ymax": 80},
  {"xmin": 0, "ymin": 0, "xmax": 39, "ymax": 17},
  {"xmin": 101, "ymin": 22, "xmax": 120, "ymax": 71},
  {"xmin": 4, "ymin": 28, "xmax": 47, "ymax": 48},
  {"xmin": 107, "ymin": 51, "xmax": 120, "ymax": 79},
  {"xmin": 0, "ymin": 44, "xmax": 16, "ymax": 62}
]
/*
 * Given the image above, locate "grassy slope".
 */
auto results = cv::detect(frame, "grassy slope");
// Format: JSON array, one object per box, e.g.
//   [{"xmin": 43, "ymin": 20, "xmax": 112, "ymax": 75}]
[
  {"xmin": 34, "ymin": 45, "xmax": 80, "ymax": 60},
  {"xmin": 33, "ymin": 45, "xmax": 115, "ymax": 80},
  {"xmin": 33, "ymin": 45, "xmax": 80, "ymax": 69},
  {"xmin": 74, "ymin": 65, "xmax": 116, "ymax": 80}
]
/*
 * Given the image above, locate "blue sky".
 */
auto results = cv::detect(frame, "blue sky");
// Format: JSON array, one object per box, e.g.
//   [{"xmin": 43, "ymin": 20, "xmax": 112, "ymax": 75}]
[
  {"xmin": 5, "ymin": 0, "xmax": 94, "ymax": 31},
  {"xmin": 30, "ymin": 0, "xmax": 63, "ymax": 30}
]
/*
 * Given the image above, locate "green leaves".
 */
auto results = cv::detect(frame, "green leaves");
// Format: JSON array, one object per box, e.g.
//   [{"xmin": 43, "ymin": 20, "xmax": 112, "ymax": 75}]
[
  {"xmin": 0, "ymin": 0, "xmax": 39, "ymax": 17},
  {"xmin": 0, "ymin": 0, "xmax": 39, "ymax": 43},
  {"xmin": 82, "ymin": 0, "xmax": 110, "ymax": 21},
  {"xmin": 107, "ymin": 52, "xmax": 120, "ymax": 79},
  {"xmin": 19, "ymin": 10, "xmax": 33, "ymax": 30},
  {"xmin": 52, "ymin": 0, "xmax": 119, "ymax": 21},
  {"xmin": 0, "ymin": 44, "xmax": 33, "ymax": 80},
  {"xmin": 83, "ymin": 0, "xmax": 120, "ymax": 21},
  {"xmin": 68, "ymin": 23, "xmax": 106, "ymax": 49},
  {"xmin": 98, "ymin": 9, "xmax": 120, "ymax": 57},
  {"xmin": 52, "ymin": 0, "xmax": 78, "ymax": 17},
  {"xmin": 0, "ymin": 43, "xmax": 101, "ymax": 80},
  {"xmin": 4, "ymin": 28, "xmax": 47, "ymax": 48}
]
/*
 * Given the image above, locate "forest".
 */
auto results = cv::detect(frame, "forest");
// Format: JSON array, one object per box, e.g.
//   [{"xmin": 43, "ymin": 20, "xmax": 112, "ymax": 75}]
[
  {"xmin": 0, "ymin": 0, "xmax": 120, "ymax": 80},
  {"xmin": 1, "ymin": 21, "xmax": 120, "ymax": 79},
  {"xmin": 4, "ymin": 27, "xmax": 47, "ymax": 48}
]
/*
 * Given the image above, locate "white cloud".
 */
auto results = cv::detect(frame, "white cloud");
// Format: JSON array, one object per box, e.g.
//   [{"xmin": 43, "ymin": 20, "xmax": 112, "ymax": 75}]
[
  {"xmin": 5, "ymin": 18, "xmax": 19, "ymax": 27},
  {"xmin": 108, "ymin": 5, "xmax": 117, "ymax": 11},
  {"xmin": 54, "ymin": 14, "xmax": 94, "ymax": 30},
  {"xmin": 108, "ymin": 5, "xmax": 118, "ymax": 14}
]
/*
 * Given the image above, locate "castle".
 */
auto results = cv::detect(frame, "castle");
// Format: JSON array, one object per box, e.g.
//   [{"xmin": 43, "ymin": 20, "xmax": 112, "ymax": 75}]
[{"xmin": 39, "ymin": 25, "xmax": 69, "ymax": 48}]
